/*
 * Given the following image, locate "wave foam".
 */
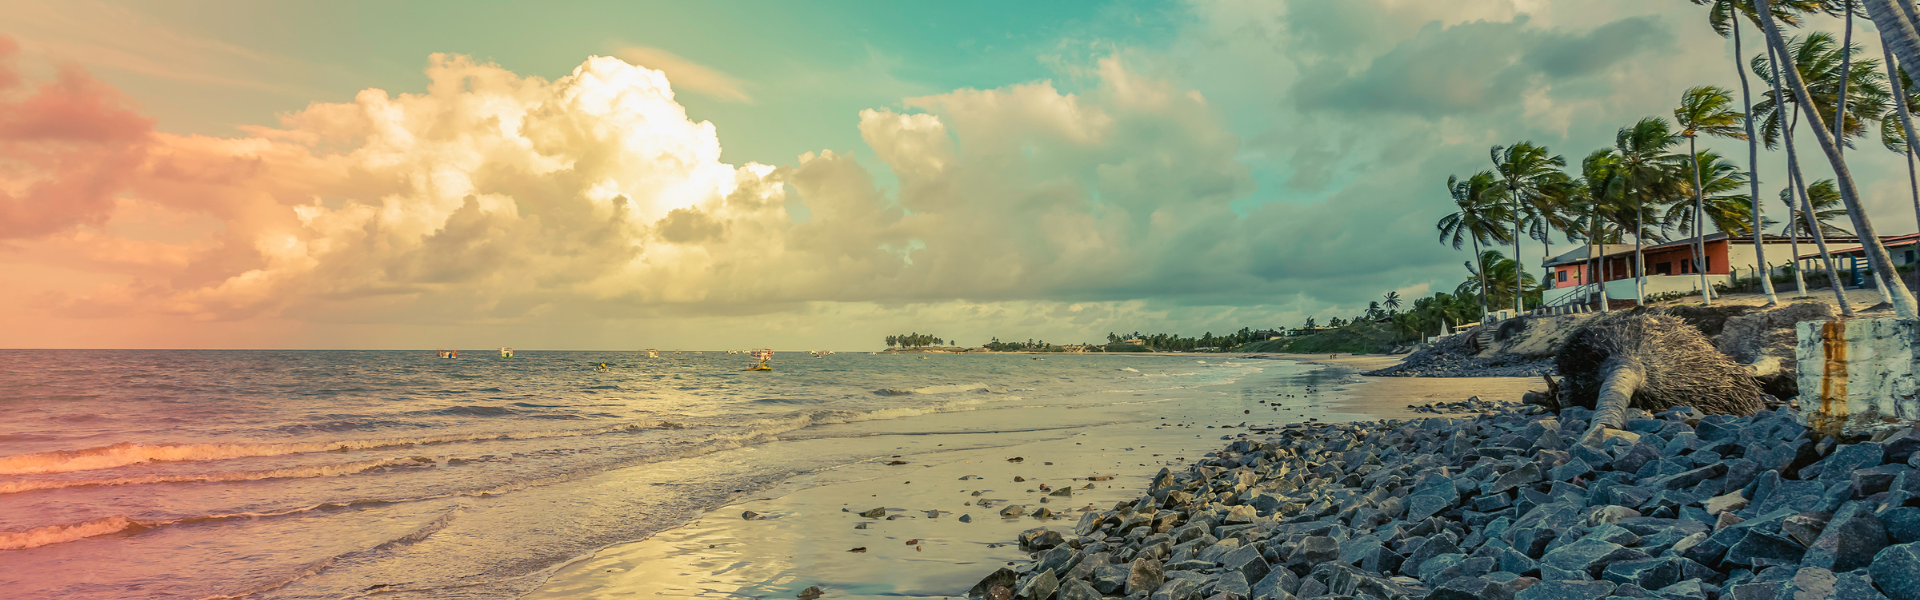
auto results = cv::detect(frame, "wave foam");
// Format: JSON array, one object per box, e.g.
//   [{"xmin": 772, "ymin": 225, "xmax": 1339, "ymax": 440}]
[
  {"xmin": 0, "ymin": 421, "xmax": 660, "ymax": 476},
  {"xmin": 0, "ymin": 457, "xmax": 433, "ymax": 495},
  {"xmin": 0, "ymin": 515, "xmax": 139, "ymax": 550}
]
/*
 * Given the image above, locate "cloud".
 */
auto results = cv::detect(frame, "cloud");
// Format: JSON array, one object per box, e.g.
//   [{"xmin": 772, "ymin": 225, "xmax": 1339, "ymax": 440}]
[
  {"xmin": 0, "ymin": 35, "xmax": 154, "ymax": 239},
  {"xmin": 1293, "ymin": 14, "xmax": 1673, "ymax": 118},
  {"xmin": 1, "ymin": 0, "xmax": 311, "ymax": 93},
  {"xmin": 611, "ymin": 44, "xmax": 753, "ymax": 103}
]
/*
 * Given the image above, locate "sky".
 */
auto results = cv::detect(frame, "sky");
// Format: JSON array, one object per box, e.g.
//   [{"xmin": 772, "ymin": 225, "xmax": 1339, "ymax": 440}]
[{"xmin": 0, "ymin": 0, "xmax": 1910, "ymax": 350}]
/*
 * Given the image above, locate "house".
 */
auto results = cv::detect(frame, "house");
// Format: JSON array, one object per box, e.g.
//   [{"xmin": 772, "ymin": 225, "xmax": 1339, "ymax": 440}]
[
  {"xmin": 1252, "ymin": 329, "xmax": 1282, "ymax": 341},
  {"xmin": 1794, "ymin": 232, "xmax": 1920, "ymax": 286},
  {"xmin": 1541, "ymin": 233, "xmax": 1920, "ymax": 306}
]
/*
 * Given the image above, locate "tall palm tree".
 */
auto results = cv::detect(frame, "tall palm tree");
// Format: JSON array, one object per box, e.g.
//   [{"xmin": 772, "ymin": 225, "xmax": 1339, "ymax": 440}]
[
  {"xmin": 1612, "ymin": 118, "xmax": 1686, "ymax": 305},
  {"xmin": 1882, "ymin": 47, "xmax": 1920, "ymax": 290},
  {"xmin": 1458, "ymin": 250, "xmax": 1537, "ymax": 311},
  {"xmin": 1576, "ymin": 149, "xmax": 1625, "ymax": 312},
  {"xmin": 1490, "ymin": 142, "xmax": 1571, "ymax": 313},
  {"xmin": 1674, "ymin": 86, "xmax": 1748, "ymax": 304},
  {"xmin": 1383, "ymin": 291, "xmax": 1402, "ymax": 313},
  {"xmin": 1438, "ymin": 171, "xmax": 1514, "ymax": 317},
  {"xmin": 1759, "ymin": 0, "xmax": 1916, "ymax": 316},
  {"xmin": 1697, "ymin": 0, "xmax": 1816, "ymax": 306},
  {"xmin": 1667, "ymin": 151, "xmax": 1760, "ymax": 238},
  {"xmin": 1753, "ymin": 30, "xmax": 1855, "ymax": 308},
  {"xmin": 1781, "ymin": 179, "xmax": 1853, "ymax": 237}
]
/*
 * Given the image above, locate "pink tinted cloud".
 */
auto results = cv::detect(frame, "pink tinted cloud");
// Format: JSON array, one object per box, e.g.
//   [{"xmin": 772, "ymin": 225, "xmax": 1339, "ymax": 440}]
[{"xmin": 0, "ymin": 34, "xmax": 153, "ymax": 239}]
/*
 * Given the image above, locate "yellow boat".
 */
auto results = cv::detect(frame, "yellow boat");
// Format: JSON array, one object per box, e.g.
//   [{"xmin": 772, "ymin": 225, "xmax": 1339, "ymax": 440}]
[{"xmin": 744, "ymin": 349, "xmax": 774, "ymax": 371}]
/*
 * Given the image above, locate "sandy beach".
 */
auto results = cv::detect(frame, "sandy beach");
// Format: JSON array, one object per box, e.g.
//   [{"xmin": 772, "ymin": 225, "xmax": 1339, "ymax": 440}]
[{"xmin": 521, "ymin": 352, "xmax": 1522, "ymax": 598}]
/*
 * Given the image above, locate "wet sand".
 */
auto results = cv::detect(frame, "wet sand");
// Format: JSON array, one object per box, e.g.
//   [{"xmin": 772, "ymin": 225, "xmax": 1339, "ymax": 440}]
[{"xmin": 524, "ymin": 355, "xmax": 1529, "ymax": 598}]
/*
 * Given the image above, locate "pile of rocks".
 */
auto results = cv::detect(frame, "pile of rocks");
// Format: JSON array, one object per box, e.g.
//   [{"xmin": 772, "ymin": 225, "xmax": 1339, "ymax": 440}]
[
  {"xmin": 965, "ymin": 404, "xmax": 1920, "ymax": 600},
  {"xmin": 1365, "ymin": 335, "xmax": 1552, "ymax": 379},
  {"xmin": 1405, "ymin": 396, "xmax": 1515, "ymax": 415}
]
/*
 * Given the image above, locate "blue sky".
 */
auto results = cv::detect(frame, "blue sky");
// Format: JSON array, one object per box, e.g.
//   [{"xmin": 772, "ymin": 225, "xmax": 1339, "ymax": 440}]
[{"xmin": 0, "ymin": 0, "xmax": 1910, "ymax": 349}]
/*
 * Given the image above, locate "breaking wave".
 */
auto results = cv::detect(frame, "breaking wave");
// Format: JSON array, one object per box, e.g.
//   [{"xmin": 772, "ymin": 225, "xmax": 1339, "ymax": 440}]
[{"xmin": 0, "ymin": 457, "xmax": 437, "ymax": 495}]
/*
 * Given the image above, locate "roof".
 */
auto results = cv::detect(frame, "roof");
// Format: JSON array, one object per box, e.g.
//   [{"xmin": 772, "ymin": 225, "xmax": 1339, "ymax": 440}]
[
  {"xmin": 1795, "ymin": 233, "xmax": 1920, "ymax": 260},
  {"xmin": 1542, "ymin": 244, "xmax": 1636, "ymax": 268}
]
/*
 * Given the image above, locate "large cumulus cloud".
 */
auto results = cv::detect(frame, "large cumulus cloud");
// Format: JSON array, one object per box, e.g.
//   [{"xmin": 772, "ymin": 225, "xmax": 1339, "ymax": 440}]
[{"xmin": 3, "ymin": 45, "xmax": 1281, "ymax": 327}]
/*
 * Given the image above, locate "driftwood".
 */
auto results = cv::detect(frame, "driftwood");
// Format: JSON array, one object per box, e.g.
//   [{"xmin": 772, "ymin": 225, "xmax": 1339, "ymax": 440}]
[{"xmin": 1551, "ymin": 312, "xmax": 1764, "ymax": 429}]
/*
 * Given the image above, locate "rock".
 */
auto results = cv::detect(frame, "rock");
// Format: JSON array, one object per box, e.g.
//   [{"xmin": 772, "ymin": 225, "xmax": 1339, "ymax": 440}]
[
  {"xmin": 1287, "ymin": 536, "xmax": 1340, "ymax": 571},
  {"xmin": 1704, "ymin": 493, "xmax": 1748, "ymax": 516},
  {"xmin": 1148, "ymin": 578, "xmax": 1197, "ymax": 600},
  {"xmin": 959, "ymin": 514, "xmax": 973, "ymax": 523},
  {"xmin": 1885, "ymin": 507, "xmax": 1920, "ymax": 544},
  {"xmin": 1599, "ymin": 557, "xmax": 1720, "ymax": 590},
  {"xmin": 1001, "ymin": 505, "xmax": 1027, "ymax": 518},
  {"xmin": 1823, "ymin": 444, "xmax": 1887, "ymax": 482},
  {"xmin": 1091, "ymin": 564, "xmax": 1130, "ymax": 595},
  {"xmin": 1020, "ymin": 528, "xmax": 1066, "ymax": 551},
  {"xmin": 798, "ymin": 585, "xmax": 824, "ymax": 600},
  {"xmin": 1539, "ymin": 537, "xmax": 1649, "ymax": 579},
  {"xmin": 742, "ymin": 511, "xmax": 760, "ymax": 520},
  {"xmin": 1869, "ymin": 543, "xmax": 1920, "ymax": 600},
  {"xmin": 968, "ymin": 568, "xmax": 1017, "ymax": 598},
  {"xmin": 859, "ymin": 507, "xmax": 887, "ymax": 518},
  {"xmin": 1016, "ymin": 569, "xmax": 1058, "ymax": 600},
  {"xmin": 1513, "ymin": 579, "xmax": 1614, "ymax": 600},
  {"xmin": 1429, "ymin": 576, "xmax": 1512, "ymax": 600},
  {"xmin": 1251, "ymin": 568, "xmax": 1300, "ymax": 600},
  {"xmin": 1805, "ymin": 503, "xmax": 1890, "ymax": 573},
  {"xmin": 1126, "ymin": 558, "xmax": 1165, "ymax": 596},
  {"xmin": 1733, "ymin": 567, "xmax": 1837, "ymax": 600},
  {"xmin": 1056, "ymin": 578, "xmax": 1100, "ymax": 600}
]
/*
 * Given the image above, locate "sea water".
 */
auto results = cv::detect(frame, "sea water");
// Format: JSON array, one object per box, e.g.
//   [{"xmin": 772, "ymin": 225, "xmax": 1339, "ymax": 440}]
[{"xmin": 0, "ymin": 350, "xmax": 1352, "ymax": 599}]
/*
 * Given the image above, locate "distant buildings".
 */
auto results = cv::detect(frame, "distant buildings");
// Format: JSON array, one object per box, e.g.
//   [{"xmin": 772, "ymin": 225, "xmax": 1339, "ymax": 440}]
[{"xmin": 1539, "ymin": 233, "xmax": 1920, "ymax": 306}]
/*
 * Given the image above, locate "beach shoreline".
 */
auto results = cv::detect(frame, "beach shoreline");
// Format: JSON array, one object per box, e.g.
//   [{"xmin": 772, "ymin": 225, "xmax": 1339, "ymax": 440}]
[{"xmin": 521, "ymin": 353, "xmax": 1529, "ymax": 598}]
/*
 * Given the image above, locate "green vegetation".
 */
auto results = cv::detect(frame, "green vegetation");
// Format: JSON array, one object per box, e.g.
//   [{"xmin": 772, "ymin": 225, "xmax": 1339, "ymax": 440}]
[
  {"xmin": 1423, "ymin": 2, "xmax": 1920, "ymax": 317},
  {"xmin": 885, "ymin": 333, "xmax": 946, "ymax": 348}
]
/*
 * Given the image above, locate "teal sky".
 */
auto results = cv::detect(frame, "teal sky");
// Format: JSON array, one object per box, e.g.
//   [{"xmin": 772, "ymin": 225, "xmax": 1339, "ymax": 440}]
[{"xmin": 1, "ymin": 0, "xmax": 1914, "ymax": 349}]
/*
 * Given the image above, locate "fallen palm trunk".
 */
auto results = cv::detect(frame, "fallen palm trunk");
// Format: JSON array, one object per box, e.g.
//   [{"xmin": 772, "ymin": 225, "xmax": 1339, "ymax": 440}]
[{"xmin": 1551, "ymin": 313, "xmax": 1764, "ymax": 429}]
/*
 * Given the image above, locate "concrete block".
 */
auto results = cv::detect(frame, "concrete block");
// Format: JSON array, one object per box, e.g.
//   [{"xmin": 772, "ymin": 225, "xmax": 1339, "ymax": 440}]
[{"xmin": 1796, "ymin": 318, "xmax": 1920, "ymax": 436}]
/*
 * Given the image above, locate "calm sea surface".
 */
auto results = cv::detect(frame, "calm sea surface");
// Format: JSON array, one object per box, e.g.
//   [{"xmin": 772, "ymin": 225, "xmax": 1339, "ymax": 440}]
[{"xmin": 0, "ymin": 350, "xmax": 1316, "ymax": 599}]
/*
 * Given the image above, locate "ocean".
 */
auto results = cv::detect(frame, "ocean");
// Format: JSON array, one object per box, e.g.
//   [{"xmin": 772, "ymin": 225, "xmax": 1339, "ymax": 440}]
[{"xmin": 0, "ymin": 350, "xmax": 1353, "ymax": 599}]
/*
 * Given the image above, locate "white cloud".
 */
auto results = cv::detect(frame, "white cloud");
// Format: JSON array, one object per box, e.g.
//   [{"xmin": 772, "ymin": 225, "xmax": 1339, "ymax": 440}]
[{"xmin": 611, "ymin": 44, "xmax": 752, "ymax": 103}]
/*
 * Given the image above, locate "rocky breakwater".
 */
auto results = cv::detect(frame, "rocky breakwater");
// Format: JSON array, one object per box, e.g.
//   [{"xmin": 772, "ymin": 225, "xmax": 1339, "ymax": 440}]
[{"xmin": 963, "ymin": 405, "xmax": 1920, "ymax": 600}]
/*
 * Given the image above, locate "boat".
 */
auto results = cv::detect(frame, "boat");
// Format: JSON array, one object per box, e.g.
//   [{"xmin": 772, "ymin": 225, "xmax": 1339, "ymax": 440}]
[
  {"xmin": 499, "ymin": 347, "xmax": 513, "ymax": 358},
  {"xmin": 744, "ymin": 349, "xmax": 774, "ymax": 371},
  {"xmin": 646, "ymin": 349, "xmax": 660, "ymax": 359},
  {"xmin": 438, "ymin": 349, "xmax": 458, "ymax": 359}
]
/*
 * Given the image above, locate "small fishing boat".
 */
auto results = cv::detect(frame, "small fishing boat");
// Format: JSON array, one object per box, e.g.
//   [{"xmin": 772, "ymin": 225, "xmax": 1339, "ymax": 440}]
[
  {"xmin": 499, "ymin": 347, "xmax": 513, "ymax": 358},
  {"xmin": 744, "ymin": 349, "xmax": 773, "ymax": 371},
  {"xmin": 438, "ymin": 349, "xmax": 458, "ymax": 359},
  {"xmin": 646, "ymin": 349, "xmax": 660, "ymax": 359}
]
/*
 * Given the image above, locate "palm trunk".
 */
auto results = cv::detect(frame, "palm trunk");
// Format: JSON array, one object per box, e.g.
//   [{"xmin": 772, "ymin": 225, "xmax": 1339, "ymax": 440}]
[
  {"xmin": 1760, "ymin": 0, "xmax": 1918, "ymax": 318},
  {"xmin": 1734, "ymin": 18, "xmax": 1781, "ymax": 305},
  {"xmin": 1591, "ymin": 206, "xmax": 1608, "ymax": 312},
  {"xmin": 1635, "ymin": 203, "xmax": 1646, "ymax": 305},
  {"xmin": 1690, "ymin": 136, "xmax": 1712, "ymax": 305},
  {"xmin": 1787, "ymin": 132, "xmax": 1853, "ymax": 313},
  {"xmin": 1865, "ymin": 0, "xmax": 1920, "ymax": 87},
  {"xmin": 1837, "ymin": 1, "xmax": 1856, "ymax": 156},
  {"xmin": 1515, "ymin": 193, "xmax": 1525, "ymax": 314},
  {"xmin": 1884, "ymin": 39, "xmax": 1920, "ymax": 292},
  {"xmin": 1472, "ymin": 238, "xmax": 1491, "ymax": 318}
]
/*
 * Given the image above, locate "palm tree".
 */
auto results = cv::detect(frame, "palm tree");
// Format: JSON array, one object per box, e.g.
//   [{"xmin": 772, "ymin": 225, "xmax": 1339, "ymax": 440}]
[
  {"xmin": 1491, "ymin": 142, "xmax": 1571, "ymax": 313},
  {"xmin": 1437, "ymin": 171, "xmax": 1513, "ymax": 317},
  {"xmin": 1666, "ymin": 151, "xmax": 1759, "ymax": 239},
  {"xmin": 1303, "ymin": 316, "xmax": 1316, "ymax": 330},
  {"xmin": 1781, "ymin": 179, "xmax": 1853, "ymax": 237},
  {"xmin": 1695, "ymin": 0, "xmax": 1815, "ymax": 306},
  {"xmin": 1574, "ymin": 149, "xmax": 1626, "ymax": 312},
  {"xmin": 1612, "ymin": 117, "xmax": 1686, "ymax": 305},
  {"xmin": 1674, "ymin": 86, "xmax": 1749, "ymax": 304},
  {"xmin": 1758, "ymin": 0, "xmax": 1915, "ymax": 316},
  {"xmin": 1458, "ymin": 250, "xmax": 1537, "ymax": 311},
  {"xmin": 1383, "ymin": 291, "xmax": 1402, "ymax": 312},
  {"xmin": 1882, "ymin": 50, "xmax": 1920, "ymax": 290},
  {"xmin": 1753, "ymin": 29, "xmax": 1854, "ymax": 308}
]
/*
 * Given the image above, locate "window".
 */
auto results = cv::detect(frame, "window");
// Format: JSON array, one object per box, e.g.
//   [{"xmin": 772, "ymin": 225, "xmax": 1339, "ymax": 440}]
[
  {"xmin": 1906, "ymin": 250, "xmax": 1914, "ymax": 264},
  {"xmin": 1656, "ymin": 262, "xmax": 1672, "ymax": 276},
  {"xmin": 1558, "ymin": 270, "xmax": 1567, "ymax": 282},
  {"xmin": 1706, "ymin": 257, "xmax": 1712, "ymax": 272}
]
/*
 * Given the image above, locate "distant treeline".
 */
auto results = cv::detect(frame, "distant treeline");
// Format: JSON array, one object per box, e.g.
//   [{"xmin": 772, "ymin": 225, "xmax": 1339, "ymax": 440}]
[{"xmin": 885, "ymin": 333, "xmax": 946, "ymax": 348}]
